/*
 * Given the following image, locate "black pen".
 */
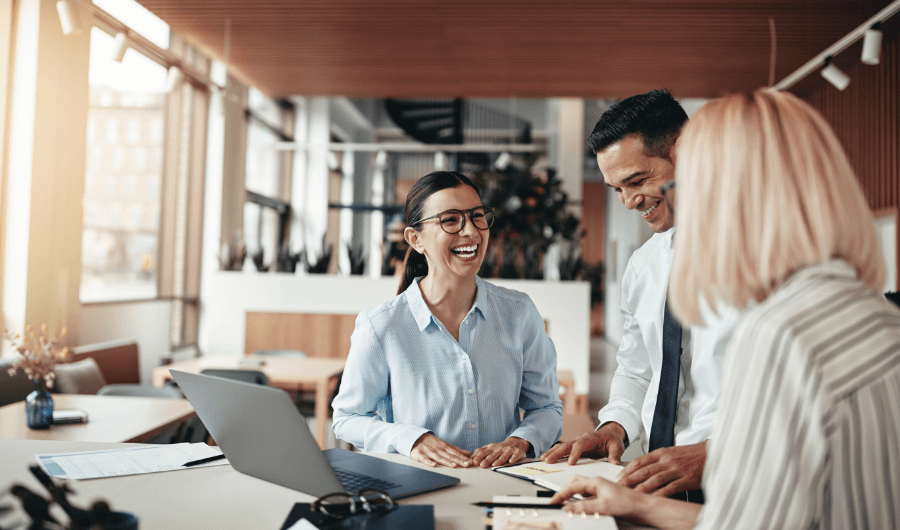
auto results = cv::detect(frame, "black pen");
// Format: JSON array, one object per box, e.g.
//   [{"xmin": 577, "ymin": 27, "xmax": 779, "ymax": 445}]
[
  {"xmin": 472, "ymin": 502, "xmax": 564, "ymax": 510},
  {"xmin": 183, "ymin": 454, "xmax": 227, "ymax": 467}
]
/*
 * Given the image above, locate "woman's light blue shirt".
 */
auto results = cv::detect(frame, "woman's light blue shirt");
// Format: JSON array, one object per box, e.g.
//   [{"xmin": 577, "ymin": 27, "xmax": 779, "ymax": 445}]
[{"xmin": 332, "ymin": 276, "xmax": 563, "ymax": 457}]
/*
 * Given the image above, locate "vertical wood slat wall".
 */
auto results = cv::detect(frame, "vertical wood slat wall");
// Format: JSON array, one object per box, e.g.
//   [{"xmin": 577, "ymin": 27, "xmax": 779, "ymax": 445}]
[{"xmin": 799, "ymin": 26, "xmax": 899, "ymax": 213}]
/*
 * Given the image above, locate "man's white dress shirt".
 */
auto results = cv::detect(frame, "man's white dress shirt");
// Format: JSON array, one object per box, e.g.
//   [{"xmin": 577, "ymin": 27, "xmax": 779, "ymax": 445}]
[{"xmin": 597, "ymin": 228, "xmax": 740, "ymax": 454}]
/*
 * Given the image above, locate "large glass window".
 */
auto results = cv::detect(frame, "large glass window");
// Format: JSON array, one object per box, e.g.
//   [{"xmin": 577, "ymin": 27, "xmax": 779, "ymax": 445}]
[{"xmin": 80, "ymin": 27, "xmax": 167, "ymax": 302}]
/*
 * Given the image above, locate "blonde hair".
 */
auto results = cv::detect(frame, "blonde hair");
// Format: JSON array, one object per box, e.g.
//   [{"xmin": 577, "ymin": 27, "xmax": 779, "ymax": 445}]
[{"xmin": 670, "ymin": 89, "xmax": 885, "ymax": 325}]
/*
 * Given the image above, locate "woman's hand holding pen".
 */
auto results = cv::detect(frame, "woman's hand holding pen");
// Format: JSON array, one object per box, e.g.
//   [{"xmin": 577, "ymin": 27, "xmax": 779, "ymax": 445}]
[
  {"xmin": 471, "ymin": 437, "xmax": 530, "ymax": 468},
  {"xmin": 411, "ymin": 433, "xmax": 473, "ymax": 468}
]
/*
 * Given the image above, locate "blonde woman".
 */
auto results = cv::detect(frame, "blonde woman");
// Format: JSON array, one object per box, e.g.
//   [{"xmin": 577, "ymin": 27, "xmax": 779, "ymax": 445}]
[{"xmin": 550, "ymin": 89, "xmax": 900, "ymax": 529}]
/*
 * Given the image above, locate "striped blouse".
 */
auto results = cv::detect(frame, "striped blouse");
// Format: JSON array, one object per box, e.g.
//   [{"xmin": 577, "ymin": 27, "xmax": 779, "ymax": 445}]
[{"xmin": 696, "ymin": 259, "xmax": 900, "ymax": 529}]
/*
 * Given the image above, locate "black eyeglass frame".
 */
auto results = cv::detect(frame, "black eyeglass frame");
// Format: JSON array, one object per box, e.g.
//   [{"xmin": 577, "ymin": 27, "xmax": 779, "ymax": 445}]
[
  {"xmin": 660, "ymin": 180, "xmax": 676, "ymax": 215},
  {"xmin": 312, "ymin": 489, "xmax": 396, "ymax": 519},
  {"xmin": 416, "ymin": 206, "xmax": 495, "ymax": 234}
]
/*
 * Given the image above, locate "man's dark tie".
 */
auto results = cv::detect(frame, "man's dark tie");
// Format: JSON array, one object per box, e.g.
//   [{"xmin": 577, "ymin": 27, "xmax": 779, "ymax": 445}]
[
  {"xmin": 649, "ymin": 300, "xmax": 681, "ymax": 452},
  {"xmin": 648, "ymin": 300, "xmax": 705, "ymax": 504}
]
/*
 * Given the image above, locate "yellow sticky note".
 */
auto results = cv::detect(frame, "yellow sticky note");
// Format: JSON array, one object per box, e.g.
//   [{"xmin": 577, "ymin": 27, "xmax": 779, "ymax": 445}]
[{"xmin": 515, "ymin": 463, "xmax": 563, "ymax": 476}]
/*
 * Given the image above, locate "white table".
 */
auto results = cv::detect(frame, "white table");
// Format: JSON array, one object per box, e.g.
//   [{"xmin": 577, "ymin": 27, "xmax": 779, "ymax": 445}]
[{"xmin": 0, "ymin": 440, "xmax": 651, "ymax": 529}]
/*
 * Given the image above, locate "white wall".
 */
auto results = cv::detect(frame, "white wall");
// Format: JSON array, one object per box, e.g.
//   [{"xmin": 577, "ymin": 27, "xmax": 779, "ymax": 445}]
[
  {"xmin": 198, "ymin": 273, "xmax": 592, "ymax": 394},
  {"xmin": 79, "ymin": 300, "xmax": 173, "ymax": 384}
]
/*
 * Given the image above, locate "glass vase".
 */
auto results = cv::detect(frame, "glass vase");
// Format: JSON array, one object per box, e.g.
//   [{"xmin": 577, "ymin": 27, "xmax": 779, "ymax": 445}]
[{"xmin": 25, "ymin": 378, "xmax": 54, "ymax": 429}]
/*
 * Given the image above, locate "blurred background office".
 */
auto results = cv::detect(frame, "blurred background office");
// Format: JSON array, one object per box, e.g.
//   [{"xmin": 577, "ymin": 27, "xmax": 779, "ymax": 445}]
[{"xmin": 0, "ymin": 0, "xmax": 898, "ymax": 446}]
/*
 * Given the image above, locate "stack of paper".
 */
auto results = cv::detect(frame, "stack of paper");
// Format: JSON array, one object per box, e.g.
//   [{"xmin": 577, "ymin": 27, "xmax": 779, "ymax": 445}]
[{"xmin": 36, "ymin": 443, "xmax": 229, "ymax": 480}]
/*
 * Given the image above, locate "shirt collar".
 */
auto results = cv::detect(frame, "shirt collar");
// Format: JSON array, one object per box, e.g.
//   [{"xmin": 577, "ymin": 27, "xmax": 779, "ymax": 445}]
[
  {"xmin": 404, "ymin": 276, "xmax": 489, "ymax": 332},
  {"xmin": 404, "ymin": 277, "xmax": 434, "ymax": 331}
]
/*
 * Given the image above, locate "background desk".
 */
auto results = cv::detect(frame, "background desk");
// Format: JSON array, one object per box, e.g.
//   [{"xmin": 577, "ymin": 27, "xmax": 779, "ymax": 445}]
[
  {"xmin": 0, "ymin": 440, "xmax": 651, "ymax": 529},
  {"xmin": 0, "ymin": 395, "xmax": 195, "ymax": 443},
  {"xmin": 152, "ymin": 356, "xmax": 345, "ymax": 448}
]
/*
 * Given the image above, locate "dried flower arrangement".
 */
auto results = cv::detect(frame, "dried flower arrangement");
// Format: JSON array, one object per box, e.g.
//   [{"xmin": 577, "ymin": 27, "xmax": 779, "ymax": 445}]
[{"xmin": 4, "ymin": 324, "xmax": 70, "ymax": 388}]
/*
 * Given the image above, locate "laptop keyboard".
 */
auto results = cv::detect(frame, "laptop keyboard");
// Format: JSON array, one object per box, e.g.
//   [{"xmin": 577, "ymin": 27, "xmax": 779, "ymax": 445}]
[{"xmin": 334, "ymin": 468, "xmax": 400, "ymax": 493}]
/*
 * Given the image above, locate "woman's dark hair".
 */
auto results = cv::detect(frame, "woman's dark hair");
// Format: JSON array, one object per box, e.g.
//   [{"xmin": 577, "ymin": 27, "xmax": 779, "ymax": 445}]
[{"xmin": 397, "ymin": 171, "xmax": 481, "ymax": 294}]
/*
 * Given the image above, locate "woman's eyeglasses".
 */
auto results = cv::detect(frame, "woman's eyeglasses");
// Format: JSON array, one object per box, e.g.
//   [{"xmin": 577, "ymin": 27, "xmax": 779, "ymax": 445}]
[
  {"xmin": 312, "ymin": 489, "xmax": 396, "ymax": 519},
  {"xmin": 660, "ymin": 180, "xmax": 676, "ymax": 214},
  {"xmin": 417, "ymin": 206, "xmax": 495, "ymax": 234}
]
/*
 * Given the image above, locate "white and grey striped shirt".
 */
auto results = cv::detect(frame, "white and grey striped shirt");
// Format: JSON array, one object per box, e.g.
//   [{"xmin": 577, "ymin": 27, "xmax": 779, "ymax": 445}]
[{"xmin": 696, "ymin": 259, "xmax": 900, "ymax": 530}]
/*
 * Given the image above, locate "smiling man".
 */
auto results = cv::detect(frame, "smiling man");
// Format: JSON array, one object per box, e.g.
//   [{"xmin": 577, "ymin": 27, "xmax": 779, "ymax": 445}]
[{"xmin": 542, "ymin": 90, "xmax": 738, "ymax": 504}]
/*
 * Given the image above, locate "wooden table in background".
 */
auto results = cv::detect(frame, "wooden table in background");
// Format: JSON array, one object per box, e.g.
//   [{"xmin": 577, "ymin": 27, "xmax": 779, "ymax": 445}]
[
  {"xmin": 152, "ymin": 356, "xmax": 346, "ymax": 449},
  {"xmin": 0, "ymin": 394, "xmax": 195, "ymax": 443}
]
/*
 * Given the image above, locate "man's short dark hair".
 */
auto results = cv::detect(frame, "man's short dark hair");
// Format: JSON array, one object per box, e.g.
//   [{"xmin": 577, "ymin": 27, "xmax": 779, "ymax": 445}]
[{"xmin": 588, "ymin": 89, "xmax": 688, "ymax": 159}]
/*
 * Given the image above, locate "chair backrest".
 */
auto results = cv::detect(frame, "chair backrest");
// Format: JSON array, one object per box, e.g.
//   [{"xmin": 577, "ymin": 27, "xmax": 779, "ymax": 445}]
[
  {"xmin": 97, "ymin": 384, "xmax": 183, "ymax": 399},
  {"xmin": 53, "ymin": 358, "xmax": 107, "ymax": 394},
  {"xmin": 70, "ymin": 339, "xmax": 140, "ymax": 385},
  {"xmin": 200, "ymin": 369, "xmax": 269, "ymax": 386},
  {"xmin": 0, "ymin": 358, "xmax": 37, "ymax": 406}
]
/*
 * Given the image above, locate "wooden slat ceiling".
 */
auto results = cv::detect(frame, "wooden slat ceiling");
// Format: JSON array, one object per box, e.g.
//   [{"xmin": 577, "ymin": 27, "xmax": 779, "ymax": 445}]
[{"xmin": 136, "ymin": 0, "xmax": 890, "ymax": 99}]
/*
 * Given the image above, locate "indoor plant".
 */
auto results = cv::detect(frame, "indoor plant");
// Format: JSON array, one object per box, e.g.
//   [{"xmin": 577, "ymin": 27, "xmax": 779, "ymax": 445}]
[{"xmin": 4, "ymin": 324, "xmax": 70, "ymax": 429}]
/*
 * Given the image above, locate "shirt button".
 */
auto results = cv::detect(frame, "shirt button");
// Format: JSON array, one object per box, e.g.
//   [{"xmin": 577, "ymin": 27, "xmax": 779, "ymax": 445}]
[
  {"xmin": 682, "ymin": 400, "xmax": 689, "ymax": 409},
  {"xmin": 471, "ymin": 424, "xmax": 477, "ymax": 429},
  {"xmin": 468, "ymin": 389, "xmax": 474, "ymax": 395},
  {"xmin": 683, "ymin": 352, "xmax": 691, "ymax": 361},
  {"xmin": 463, "ymin": 319, "xmax": 468, "ymax": 325}
]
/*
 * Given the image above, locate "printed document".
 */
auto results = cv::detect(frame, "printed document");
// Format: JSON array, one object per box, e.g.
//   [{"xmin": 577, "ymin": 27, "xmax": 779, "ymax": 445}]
[{"xmin": 35, "ymin": 443, "xmax": 229, "ymax": 480}]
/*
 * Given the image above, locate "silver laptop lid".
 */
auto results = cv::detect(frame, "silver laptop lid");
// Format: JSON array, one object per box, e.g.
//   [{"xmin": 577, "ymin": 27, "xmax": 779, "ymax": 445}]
[{"xmin": 170, "ymin": 369, "xmax": 344, "ymax": 497}]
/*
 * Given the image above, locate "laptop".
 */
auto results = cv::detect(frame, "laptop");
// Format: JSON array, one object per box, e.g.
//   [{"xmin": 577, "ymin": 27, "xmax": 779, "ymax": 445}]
[{"xmin": 170, "ymin": 369, "xmax": 460, "ymax": 499}]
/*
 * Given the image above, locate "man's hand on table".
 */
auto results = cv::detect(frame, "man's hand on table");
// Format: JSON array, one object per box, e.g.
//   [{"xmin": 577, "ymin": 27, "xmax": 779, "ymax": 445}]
[
  {"xmin": 410, "ymin": 433, "xmax": 472, "ymax": 468},
  {"xmin": 540, "ymin": 422, "xmax": 627, "ymax": 465},
  {"xmin": 471, "ymin": 437, "xmax": 530, "ymax": 468},
  {"xmin": 617, "ymin": 441, "xmax": 706, "ymax": 496}
]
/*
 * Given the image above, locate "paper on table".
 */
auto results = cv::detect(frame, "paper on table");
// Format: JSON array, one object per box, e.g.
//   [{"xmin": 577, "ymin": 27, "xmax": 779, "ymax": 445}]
[
  {"xmin": 495, "ymin": 459, "xmax": 623, "ymax": 492},
  {"xmin": 490, "ymin": 496, "xmax": 617, "ymax": 530},
  {"xmin": 35, "ymin": 443, "xmax": 229, "ymax": 480}
]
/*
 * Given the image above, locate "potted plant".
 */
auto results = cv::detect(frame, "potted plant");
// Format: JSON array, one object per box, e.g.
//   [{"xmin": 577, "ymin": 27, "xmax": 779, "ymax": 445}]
[{"xmin": 4, "ymin": 325, "xmax": 70, "ymax": 429}]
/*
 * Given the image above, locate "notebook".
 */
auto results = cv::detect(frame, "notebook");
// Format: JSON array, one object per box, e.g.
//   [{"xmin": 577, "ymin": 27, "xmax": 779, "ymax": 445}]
[{"xmin": 170, "ymin": 369, "xmax": 459, "ymax": 499}]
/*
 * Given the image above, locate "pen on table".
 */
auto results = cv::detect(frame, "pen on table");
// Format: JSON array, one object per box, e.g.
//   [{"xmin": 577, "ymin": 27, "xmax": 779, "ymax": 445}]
[
  {"xmin": 183, "ymin": 454, "xmax": 227, "ymax": 467},
  {"xmin": 472, "ymin": 502, "xmax": 564, "ymax": 510}
]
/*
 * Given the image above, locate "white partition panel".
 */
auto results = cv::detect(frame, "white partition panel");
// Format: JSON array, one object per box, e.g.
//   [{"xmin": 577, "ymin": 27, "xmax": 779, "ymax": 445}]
[{"xmin": 198, "ymin": 273, "xmax": 591, "ymax": 394}]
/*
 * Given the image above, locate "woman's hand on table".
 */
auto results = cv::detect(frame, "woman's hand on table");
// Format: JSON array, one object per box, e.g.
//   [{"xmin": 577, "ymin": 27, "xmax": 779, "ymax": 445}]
[
  {"xmin": 471, "ymin": 437, "xmax": 531, "ymax": 468},
  {"xmin": 549, "ymin": 475, "xmax": 641, "ymax": 518},
  {"xmin": 410, "ymin": 433, "xmax": 473, "ymax": 468}
]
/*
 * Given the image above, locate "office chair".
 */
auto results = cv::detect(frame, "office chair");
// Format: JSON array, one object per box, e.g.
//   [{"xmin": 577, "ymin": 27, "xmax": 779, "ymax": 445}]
[
  {"xmin": 97, "ymin": 384, "xmax": 184, "ymax": 399},
  {"xmin": 199, "ymin": 369, "xmax": 269, "ymax": 386}
]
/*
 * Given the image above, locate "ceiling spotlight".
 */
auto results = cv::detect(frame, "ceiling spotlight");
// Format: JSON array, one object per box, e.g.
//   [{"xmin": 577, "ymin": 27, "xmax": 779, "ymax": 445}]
[
  {"xmin": 820, "ymin": 57, "xmax": 850, "ymax": 91},
  {"xmin": 862, "ymin": 22, "xmax": 883, "ymax": 65},
  {"xmin": 56, "ymin": 0, "xmax": 80, "ymax": 35},
  {"xmin": 494, "ymin": 152, "xmax": 512, "ymax": 171},
  {"xmin": 111, "ymin": 32, "xmax": 129, "ymax": 63},
  {"xmin": 166, "ymin": 66, "xmax": 185, "ymax": 93}
]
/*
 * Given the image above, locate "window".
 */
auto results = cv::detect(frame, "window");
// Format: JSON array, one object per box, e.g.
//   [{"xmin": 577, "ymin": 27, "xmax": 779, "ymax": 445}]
[
  {"xmin": 81, "ymin": 27, "xmax": 167, "ymax": 302},
  {"xmin": 243, "ymin": 89, "xmax": 293, "ymax": 270}
]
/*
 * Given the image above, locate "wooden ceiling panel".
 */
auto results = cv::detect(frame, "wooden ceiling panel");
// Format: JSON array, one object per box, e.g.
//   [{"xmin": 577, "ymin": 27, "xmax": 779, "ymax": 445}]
[{"xmin": 135, "ymin": 0, "xmax": 889, "ymax": 98}]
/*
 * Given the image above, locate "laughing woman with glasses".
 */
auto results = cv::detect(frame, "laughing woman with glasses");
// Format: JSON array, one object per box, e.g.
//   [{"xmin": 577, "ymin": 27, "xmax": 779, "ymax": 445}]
[{"xmin": 332, "ymin": 170, "xmax": 563, "ymax": 468}]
